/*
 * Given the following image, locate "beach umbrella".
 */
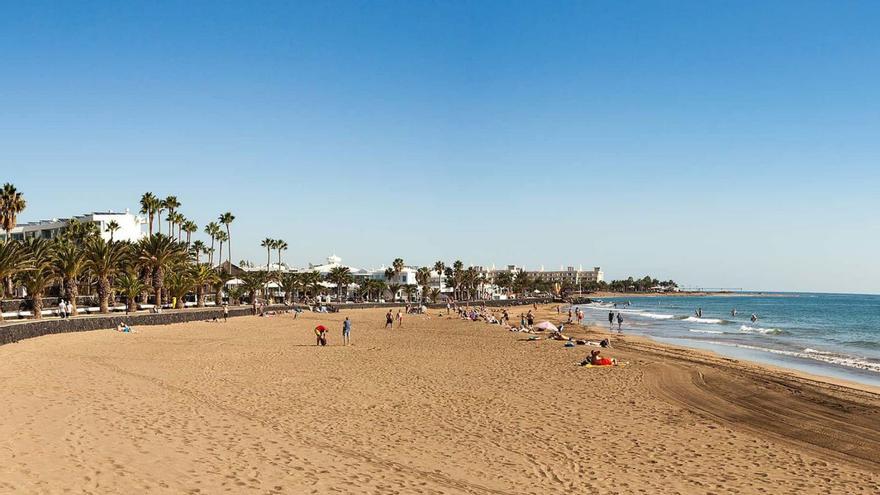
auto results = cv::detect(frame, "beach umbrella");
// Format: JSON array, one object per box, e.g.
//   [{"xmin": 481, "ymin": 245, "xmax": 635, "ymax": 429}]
[{"xmin": 534, "ymin": 321, "xmax": 558, "ymax": 332}]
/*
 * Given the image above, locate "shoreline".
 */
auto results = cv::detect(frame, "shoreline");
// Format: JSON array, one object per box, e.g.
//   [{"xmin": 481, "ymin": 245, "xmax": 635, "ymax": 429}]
[{"xmin": 0, "ymin": 303, "xmax": 877, "ymax": 492}]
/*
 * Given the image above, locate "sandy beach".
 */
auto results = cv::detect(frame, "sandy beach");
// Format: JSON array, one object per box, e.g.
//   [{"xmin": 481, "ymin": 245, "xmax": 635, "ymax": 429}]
[{"xmin": 0, "ymin": 304, "xmax": 878, "ymax": 494}]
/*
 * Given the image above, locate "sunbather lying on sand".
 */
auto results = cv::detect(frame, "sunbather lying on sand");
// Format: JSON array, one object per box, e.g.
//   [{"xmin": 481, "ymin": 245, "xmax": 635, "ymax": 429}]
[{"xmin": 581, "ymin": 350, "xmax": 616, "ymax": 366}]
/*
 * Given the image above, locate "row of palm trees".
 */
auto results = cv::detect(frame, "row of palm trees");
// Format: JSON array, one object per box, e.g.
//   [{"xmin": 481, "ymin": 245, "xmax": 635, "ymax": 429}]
[
  {"xmin": 0, "ymin": 232, "xmax": 225, "ymax": 321},
  {"xmin": 138, "ymin": 193, "xmax": 235, "ymax": 267}
]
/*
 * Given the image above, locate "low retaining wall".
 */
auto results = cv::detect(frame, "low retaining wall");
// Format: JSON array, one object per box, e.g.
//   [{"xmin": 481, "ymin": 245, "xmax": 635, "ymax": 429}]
[{"xmin": 0, "ymin": 305, "xmax": 284, "ymax": 346}]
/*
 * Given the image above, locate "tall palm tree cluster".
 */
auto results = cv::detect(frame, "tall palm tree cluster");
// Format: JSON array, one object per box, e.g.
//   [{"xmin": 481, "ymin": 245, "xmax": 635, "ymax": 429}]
[{"xmin": 0, "ymin": 185, "xmax": 237, "ymax": 321}]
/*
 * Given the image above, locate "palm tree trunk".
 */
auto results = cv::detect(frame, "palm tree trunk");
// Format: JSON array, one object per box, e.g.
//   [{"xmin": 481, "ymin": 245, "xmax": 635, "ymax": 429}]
[
  {"xmin": 65, "ymin": 277, "xmax": 79, "ymax": 317},
  {"xmin": 226, "ymin": 226, "xmax": 231, "ymax": 267},
  {"xmin": 98, "ymin": 277, "xmax": 110, "ymax": 314},
  {"xmin": 197, "ymin": 286, "xmax": 206, "ymax": 307},
  {"xmin": 31, "ymin": 291, "xmax": 44, "ymax": 320},
  {"xmin": 209, "ymin": 236, "xmax": 215, "ymax": 265},
  {"xmin": 218, "ymin": 242, "xmax": 224, "ymax": 272}
]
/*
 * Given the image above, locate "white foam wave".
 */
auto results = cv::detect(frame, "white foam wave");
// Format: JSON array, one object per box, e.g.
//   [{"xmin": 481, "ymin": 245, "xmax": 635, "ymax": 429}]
[
  {"xmin": 642, "ymin": 312, "xmax": 675, "ymax": 320},
  {"xmin": 688, "ymin": 328, "xmax": 724, "ymax": 334},
  {"xmin": 739, "ymin": 325, "xmax": 784, "ymax": 335},
  {"xmin": 716, "ymin": 342, "xmax": 880, "ymax": 374},
  {"xmin": 684, "ymin": 316, "xmax": 724, "ymax": 324},
  {"xmin": 804, "ymin": 348, "xmax": 834, "ymax": 356}
]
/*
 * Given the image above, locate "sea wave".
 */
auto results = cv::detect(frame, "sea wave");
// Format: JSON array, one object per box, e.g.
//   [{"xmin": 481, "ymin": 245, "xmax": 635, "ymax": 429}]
[
  {"xmin": 688, "ymin": 328, "xmax": 724, "ymax": 334},
  {"xmin": 717, "ymin": 342, "xmax": 880, "ymax": 374},
  {"xmin": 739, "ymin": 325, "xmax": 785, "ymax": 335},
  {"xmin": 683, "ymin": 316, "xmax": 725, "ymax": 324},
  {"xmin": 642, "ymin": 312, "xmax": 675, "ymax": 320}
]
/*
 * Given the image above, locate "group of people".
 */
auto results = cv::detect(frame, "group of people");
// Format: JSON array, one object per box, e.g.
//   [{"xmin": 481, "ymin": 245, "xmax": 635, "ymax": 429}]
[
  {"xmin": 608, "ymin": 311, "xmax": 624, "ymax": 332},
  {"xmin": 56, "ymin": 299, "xmax": 74, "ymax": 318},
  {"xmin": 314, "ymin": 316, "xmax": 353, "ymax": 346},
  {"xmin": 385, "ymin": 309, "xmax": 404, "ymax": 328}
]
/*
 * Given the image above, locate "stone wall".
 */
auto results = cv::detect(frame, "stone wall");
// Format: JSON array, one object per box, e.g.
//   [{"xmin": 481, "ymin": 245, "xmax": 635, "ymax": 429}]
[{"xmin": 0, "ymin": 305, "xmax": 270, "ymax": 346}]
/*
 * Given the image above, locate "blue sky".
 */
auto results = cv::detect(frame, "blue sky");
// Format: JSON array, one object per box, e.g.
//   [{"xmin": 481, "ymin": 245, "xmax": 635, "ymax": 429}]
[{"xmin": 2, "ymin": 1, "xmax": 879, "ymax": 293}]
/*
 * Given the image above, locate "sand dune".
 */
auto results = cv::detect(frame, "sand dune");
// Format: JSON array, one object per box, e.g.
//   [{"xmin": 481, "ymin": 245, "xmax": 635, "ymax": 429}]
[{"xmin": 0, "ymin": 305, "xmax": 877, "ymax": 494}]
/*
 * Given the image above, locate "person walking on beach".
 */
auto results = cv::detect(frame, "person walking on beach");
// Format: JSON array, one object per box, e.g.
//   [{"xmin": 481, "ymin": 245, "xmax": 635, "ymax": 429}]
[
  {"xmin": 396, "ymin": 309, "xmax": 403, "ymax": 328},
  {"xmin": 608, "ymin": 311, "xmax": 615, "ymax": 328},
  {"xmin": 446, "ymin": 302, "xmax": 451, "ymax": 315},
  {"xmin": 577, "ymin": 309, "xmax": 584, "ymax": 325},
  {"xmin": 66, "ymin": 300, "xmax": 73, "ymax": 318},
  {"xmin": 385, "ymin": 310, "xmax": 394, "ymax": 328},
  {"xmin": 58, "ymin": 299, "xmax": 67, "ymax": 319},
  {"xmin": 222, "ymin": 303, "xmax": 229, "ymax": 322},
  {"xmin": 342, "ymin": 317, "xmax": 351, "ymax": 345},
  {"xmin": 617, "ymin": 312, "xmax": 623, "ymax": 332},
  {"xmin": 568, "ymin": 308, "xmax": 573, "ymax": 323}
]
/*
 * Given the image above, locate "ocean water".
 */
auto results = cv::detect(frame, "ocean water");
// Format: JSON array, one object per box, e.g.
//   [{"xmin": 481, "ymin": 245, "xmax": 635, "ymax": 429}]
[{"xmin": 576, "ymin": 293, "xmax": 880, "ymax": 387}]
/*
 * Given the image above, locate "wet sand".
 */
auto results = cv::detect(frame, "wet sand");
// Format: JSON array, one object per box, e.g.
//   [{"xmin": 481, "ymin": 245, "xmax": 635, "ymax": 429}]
[{"xmin": 0, "ymin": 304, "xmax": 877, "ymax": 494}]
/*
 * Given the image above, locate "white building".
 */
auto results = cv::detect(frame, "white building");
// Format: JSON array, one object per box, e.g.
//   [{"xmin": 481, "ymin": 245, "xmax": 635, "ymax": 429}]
[{"xmin": 1, "ymin": 210, "xmax": 146, "ymax": 243}]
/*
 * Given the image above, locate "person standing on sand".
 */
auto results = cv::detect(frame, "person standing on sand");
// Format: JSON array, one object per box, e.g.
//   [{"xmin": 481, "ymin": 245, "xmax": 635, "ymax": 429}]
[
  {"xmin": 385, "ymin": 310, "xmax": 394, "ymax": 328},
  {"xmin": 58, "ymin": 299, "xmax": 67, "ymax": 319},
  {"xmin": 223, "ymin": 303, "xmax": 229, "ymax": 322},
  {"xmin": 568, "ymin": 308, "xmax": 573, "ymax": 323},
  {"xmin": 342, "ymin": 317, "xmax": 351, "ymax": 345},
  {"xmin": 66, "ymin": 300, "xmax": 73, "ymax": 318},
  {"xmin": 446, "ymin": 302, "xmax": 451, "ymax": 314},
  {"xmin": 397, "ymin": 309, "xmax": 403, "ymax": 328},
  {"xmin": 617, "ymin": 312, "xmax": 623, "ymax": 332}
]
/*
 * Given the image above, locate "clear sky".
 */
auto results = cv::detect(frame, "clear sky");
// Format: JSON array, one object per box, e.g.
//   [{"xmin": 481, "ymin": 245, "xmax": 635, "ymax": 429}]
[{"xmin": 2, "ymin": 1, "xmax": 879, "ymax": 294}]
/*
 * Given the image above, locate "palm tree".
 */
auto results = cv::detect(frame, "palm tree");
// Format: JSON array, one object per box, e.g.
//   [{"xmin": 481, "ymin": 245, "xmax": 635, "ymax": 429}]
[
  {"xmin": 261, "ymin": 238, "xmax": 275, "ymax": 270},
  {"xmin": 84, "ymin": 237, "xmax": 127, "ymax": 314},
  {"xmin": 182, "ymin": 220, "xmax": 198, "ymax": 245},
  {"xmin": 165, "ymin": 267, "xmax": 193, "ymax": 309},
  {"xmin": 275, "ymin": 240, "xmax": 287, "ymax": 270},
  {"xmin": 191, "ymin": 240, "xmax": 206, "ymax": 264},
  {"xmin": 226, "ymin": 285, "xmax": 244, "ymax": 305},
  {"xmin": 163, "ymin": 196, "xmax": 181, "ymax": 235},
  {"xmin": 0, "ymin": 240, "xmax": 31, "ymax": 320},
  {"xmin": 384, "ymin": 267, "xmax": 395, "ymax": 285},
  {"xmin": 115, "ymin": 271, "xmax": 145, "ymax": 313},
  {"xmin": 18, "ymin": 238, "xmax": 56, "ymax": 319},
  {"xmin": 1, "ymin": 183, "xmax": 27, "ymax": 240},
  {"xmin": 62, "ymin": 218, "xmax": 100, "ymax": 244},
  {"xmin": 204, "ymin": 221, "xmax": 220, "ymax": 265},
  {"xmin": 416, "ymin": 267, "xmax": 431, "ymax": 302},
  {"xmin": 429, "ymin": 288, "xmax": 441, "ymax": 303},
  {"xmin": 54, "ymin": 240, "xmax": 86, "ymax": 317},
  {"xmin": 392, "ymin": 258, "xmax": 404, "ymax": 280},
  {"xmin": 139, "ymin": 192, "xmax": 159, "ymax": 236},
  {"xmin": 280, "ymin": 272, "xmax": 301, "ymax": 304},
  {"xmin": 433, "ymin": 261, "xmax": 445, "ymax": 292},
  {"xmin": 494, "ymin": 271, "xmax": 513, "ymax": 297},
  {"xmin": 327, "ymin": 266, "xmax": 352, "ymax": 301},
  {"xmin": 1, "ymin": 183, "xmax": 27, "ymax": 296},
  {"xmin": 190, "ymin": 264, "xmax": 220, "ymax": 307},
  {"xmin": 218, "ymin": 212, "xmax": 235, "ymax": 269},
  {"xmin": 240, "ymin": 270, "xmax": 268, "ymax": 311},
  {"xmin": 387, "ymin": 283, "xmax": 401, "ymax": 302},
  {"xmin": 214, "ymin": 269, "xmax": 233, "ymax": 306},
  {"xmin": 215, "ymin": 230, "xmax": 228, "ymax": 271},
  {"xmin": 299, "ymin": 270, "xmax": 322, "ymax": 299},
  {"xmin": 137, "ymin": 234, "xmax": 183, "ymax": 308},
  {"xmin": 105, "ymin": 220, "xmax": 120, "ymax": 242},
  {"xmin": 403, "ymin": 284, "xmax": 417, "ymax": 303}
]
